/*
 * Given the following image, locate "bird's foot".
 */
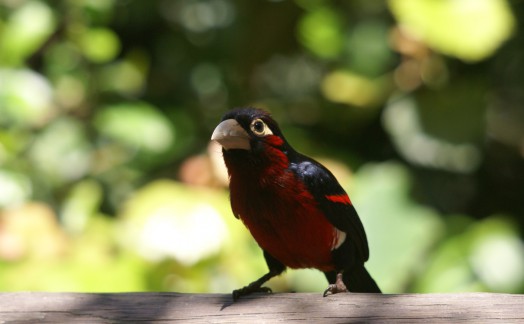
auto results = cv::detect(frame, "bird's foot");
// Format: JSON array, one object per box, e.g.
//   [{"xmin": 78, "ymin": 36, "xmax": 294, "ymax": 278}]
[
  {"xmin": 323, "ymin": 272, "xmax": 348, "ymax": 297},
  {"xmin": 232, "ymin": 284, "xmax": 272, "ymax": 301}
]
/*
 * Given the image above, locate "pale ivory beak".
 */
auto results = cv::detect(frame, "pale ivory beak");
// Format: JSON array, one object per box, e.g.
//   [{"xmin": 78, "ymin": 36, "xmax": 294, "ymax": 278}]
[{"xmin": 211, "ymin": 119, "xmax": 250, "ymax": 150}]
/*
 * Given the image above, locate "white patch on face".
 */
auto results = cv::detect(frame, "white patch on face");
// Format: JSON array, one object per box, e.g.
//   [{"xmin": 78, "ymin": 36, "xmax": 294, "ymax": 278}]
[{"xmin": 332, "ymin": 228, "xmax": 346, "ymax": 250}]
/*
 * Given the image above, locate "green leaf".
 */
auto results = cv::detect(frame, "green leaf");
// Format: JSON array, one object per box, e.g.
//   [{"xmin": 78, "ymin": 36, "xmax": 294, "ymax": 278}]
[
  {"xmin": 79, "ymin": 28, "xmax": 121, "ymax": 63},
  {"xmin": 0, "ymin": 1, "xmax": 56, "ymax": 66},
  {"xmin": 94, "ymin": 102, "xmax": 174, "ymax": 154},
  {"xmin": 298, "ymin": 7, "xmax": 344, "ymax": 59},
  {"xmin": 28, "ymin": 117, "xmax": 92, "ymax": 183},
  {"xmin": 388, "ymin": 0, "xmax": 515, "ymax": 61},
  {"xmin": 0, "ymin": 69, "xmax": 55, "ymax": 127}
]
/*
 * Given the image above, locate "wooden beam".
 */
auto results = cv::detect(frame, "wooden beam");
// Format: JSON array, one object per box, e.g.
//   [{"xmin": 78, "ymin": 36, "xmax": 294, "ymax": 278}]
[{"xmin": 0, "ymin": 292, "xmax": 523, "ymax": 323}]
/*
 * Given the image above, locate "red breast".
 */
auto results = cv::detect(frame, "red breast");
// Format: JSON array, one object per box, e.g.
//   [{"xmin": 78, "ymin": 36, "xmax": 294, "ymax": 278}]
[{"xmin": 228, "ymin": 142, "xmax": 339, "ymax": 272}]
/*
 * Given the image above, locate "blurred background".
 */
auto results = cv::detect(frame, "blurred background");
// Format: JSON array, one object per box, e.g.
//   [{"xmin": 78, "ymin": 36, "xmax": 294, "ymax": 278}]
[{"xmin": 0, "ymin": 0, "xmax": 523, "ymax": 294}]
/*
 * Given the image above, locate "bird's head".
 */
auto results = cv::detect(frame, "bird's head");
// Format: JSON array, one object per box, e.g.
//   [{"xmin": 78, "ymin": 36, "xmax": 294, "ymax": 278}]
[{"xmin": 211, "ymin": 108, "xmax": 289, "ymax": 155}]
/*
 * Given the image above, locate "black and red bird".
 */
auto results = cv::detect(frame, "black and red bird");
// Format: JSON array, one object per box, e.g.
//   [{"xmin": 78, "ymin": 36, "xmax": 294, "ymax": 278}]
[{"xmin": 211, "ymin": 108, "xmax": 381, "ymax": 300}]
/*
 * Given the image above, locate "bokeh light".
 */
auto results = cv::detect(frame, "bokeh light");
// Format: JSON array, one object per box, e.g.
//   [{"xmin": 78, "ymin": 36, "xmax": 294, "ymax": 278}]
[{"xmin": 0, "ymin": 0, "xmax": 523, "ymax": 295}]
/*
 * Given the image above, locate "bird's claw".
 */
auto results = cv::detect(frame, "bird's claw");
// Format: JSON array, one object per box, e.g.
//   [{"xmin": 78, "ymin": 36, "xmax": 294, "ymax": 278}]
[
  {"xmin": 232, "ymin": 285, "xmax": 272, "ymax": 301},
  {"xmin": 323, "ymin": 283, "xmax": 348, "ymax": 297},
  {"xmin": 323, "ymin": 272, "xmax": 348, "ymax": 297}
]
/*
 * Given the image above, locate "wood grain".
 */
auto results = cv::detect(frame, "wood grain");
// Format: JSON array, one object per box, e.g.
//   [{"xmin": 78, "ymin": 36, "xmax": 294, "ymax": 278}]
[{"xmin": 0, "ymin": 292, "xmax": 523, "ymax": 323}]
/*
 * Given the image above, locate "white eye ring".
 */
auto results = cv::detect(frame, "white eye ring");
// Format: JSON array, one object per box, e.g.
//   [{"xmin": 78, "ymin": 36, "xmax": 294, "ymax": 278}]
[{"xmin": 250, "ymin": 118, "xmax": 273, "ymax": 137}]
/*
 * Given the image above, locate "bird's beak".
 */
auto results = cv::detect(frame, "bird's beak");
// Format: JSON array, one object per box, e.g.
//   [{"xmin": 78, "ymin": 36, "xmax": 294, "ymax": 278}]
[{"xmin": 211, "ymin": 119, "xmax": 250, "ymax": 150}]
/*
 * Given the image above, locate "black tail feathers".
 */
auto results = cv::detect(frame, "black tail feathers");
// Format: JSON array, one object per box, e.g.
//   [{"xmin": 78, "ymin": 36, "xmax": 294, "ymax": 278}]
[{"xmin": 344, "ymin": 265, "xmax": 381, "ymax": 293}]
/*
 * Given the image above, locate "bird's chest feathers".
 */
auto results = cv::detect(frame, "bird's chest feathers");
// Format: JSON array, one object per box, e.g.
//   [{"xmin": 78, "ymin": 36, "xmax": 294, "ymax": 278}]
[{"xmin": 228, "ymin": 158, "xmax": 337, "ymax": 271}]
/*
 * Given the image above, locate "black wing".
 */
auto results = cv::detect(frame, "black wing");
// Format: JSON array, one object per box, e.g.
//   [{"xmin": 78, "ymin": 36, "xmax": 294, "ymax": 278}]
[{"xmin": 289, "ymin": 155, "xmax": 369, "ymax": 263}]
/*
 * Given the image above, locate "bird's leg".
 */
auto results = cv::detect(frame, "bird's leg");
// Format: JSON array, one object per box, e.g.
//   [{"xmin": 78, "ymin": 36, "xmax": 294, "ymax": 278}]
[
  {"xmin": 323, "ymin": 271, "xmax": 348, "ymax": 297},
  {"xmin": 232, "ymin": 270, "xmax": 279, "ymax": 301}
]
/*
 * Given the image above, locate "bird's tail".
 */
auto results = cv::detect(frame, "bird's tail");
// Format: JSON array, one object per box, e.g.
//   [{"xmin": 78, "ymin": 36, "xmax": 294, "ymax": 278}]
[{"xmin": 344, "ymin": 265, "xmax": 381, "ymax": 293}]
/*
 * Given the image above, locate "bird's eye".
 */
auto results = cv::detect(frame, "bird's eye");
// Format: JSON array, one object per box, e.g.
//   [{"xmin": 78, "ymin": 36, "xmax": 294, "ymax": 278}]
[
  {"xmin": 253, "ymin": 120, "xmax": 264, "ymax": 133},
  {"xmin": 250, "ymin": 118, "xmax": 273, "ymax": 136}
]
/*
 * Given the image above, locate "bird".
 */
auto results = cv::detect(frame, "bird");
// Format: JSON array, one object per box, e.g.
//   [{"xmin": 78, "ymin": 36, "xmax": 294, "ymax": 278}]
[{"xmin": 211, "ymin": 107, "xmax": 381, "ymax": 300}]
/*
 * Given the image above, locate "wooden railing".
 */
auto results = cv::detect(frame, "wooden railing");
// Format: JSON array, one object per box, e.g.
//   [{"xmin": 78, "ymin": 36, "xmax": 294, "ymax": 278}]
[{"xmin": 1, "ymin": 292, "xmax": 523, "ymax": 323}]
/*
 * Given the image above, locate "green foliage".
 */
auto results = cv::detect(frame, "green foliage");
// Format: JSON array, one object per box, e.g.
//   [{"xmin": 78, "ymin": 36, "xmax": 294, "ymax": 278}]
[
  {"xmin": 352, "ymin": 163, "xmax": 445, "ymax": 292},
  {"xmin": 415, "ymin": 216, "xmax": 524, "ymax": 293},
  {"xmin": 298, "ymin": 6, "xmax": 344, "ymax": 59},
  {"xmin": 78, "ymin": 28, "xmax": 121, "ymax": 63},
  {"xmin": 388, "ymin": 0, "xmax": 515, "ymax": 61},
  {"xmin": 94, "ymin": 102, "xmax": 174, "ymax": 154},
  {"xmin": 0, "ymin": 1, "xmax": 55, "ymax": 65},
  {"xmin": 0, "ymin": 0, "xmax": 523, "ymax": 294}
]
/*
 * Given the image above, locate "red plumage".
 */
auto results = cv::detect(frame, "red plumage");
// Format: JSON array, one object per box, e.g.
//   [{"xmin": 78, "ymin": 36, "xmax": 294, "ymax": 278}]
[
  {"xmin": 227, "ymin": 143, "xmax": 337, "ymax": 271},
  {"xmin": 211, "ymin": 107, "xmax": 380, "ymax": 300},
  {"xmin": 325, "ymin": 194, "xmax": 352, "ymax": 205}
]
